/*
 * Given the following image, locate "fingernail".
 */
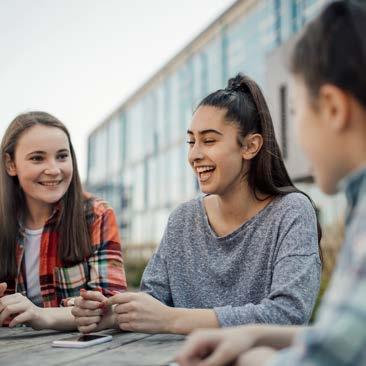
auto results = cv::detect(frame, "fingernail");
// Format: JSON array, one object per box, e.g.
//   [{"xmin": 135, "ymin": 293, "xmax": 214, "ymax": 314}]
[{"xmin": 98, "ymin": 302, "xmax": 107, "ymax": 309}]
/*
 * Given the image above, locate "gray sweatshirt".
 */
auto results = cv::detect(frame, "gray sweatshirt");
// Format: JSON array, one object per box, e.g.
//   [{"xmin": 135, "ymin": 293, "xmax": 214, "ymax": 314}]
[{"xmin": 140, "ymin": 193, "xmax": 321, "ymax": 327}]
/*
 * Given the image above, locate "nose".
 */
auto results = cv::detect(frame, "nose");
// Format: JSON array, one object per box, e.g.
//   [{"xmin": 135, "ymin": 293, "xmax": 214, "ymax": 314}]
[
  {"xmin": 188, "ymin": 141, "xmax": 204, "ymax": 164},
  {"xmin": 44, "ymin": 160, "xmax": 61, "ymax": 176}
]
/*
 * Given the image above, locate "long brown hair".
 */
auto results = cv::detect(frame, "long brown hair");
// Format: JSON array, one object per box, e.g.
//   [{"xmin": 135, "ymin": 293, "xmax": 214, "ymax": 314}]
[
  {"xmin": 0, "ymin": 111, "xmax": 93, "ymax": 281},
  {"xmin": 198, "ymin": 73, "xmax": 322, "ymax": 247}
]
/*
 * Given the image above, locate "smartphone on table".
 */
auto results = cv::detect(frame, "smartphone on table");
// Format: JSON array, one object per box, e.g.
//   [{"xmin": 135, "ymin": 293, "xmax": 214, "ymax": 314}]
[{"xmin": 52, "ymin": 334, "xmax": 112, "ymax": 348}]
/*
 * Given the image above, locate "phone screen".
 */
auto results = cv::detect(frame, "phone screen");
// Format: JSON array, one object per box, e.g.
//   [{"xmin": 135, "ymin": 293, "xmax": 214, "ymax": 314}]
[{"xmin": 77, "ymin": 335, "xmax": 107, "ymax": 342}]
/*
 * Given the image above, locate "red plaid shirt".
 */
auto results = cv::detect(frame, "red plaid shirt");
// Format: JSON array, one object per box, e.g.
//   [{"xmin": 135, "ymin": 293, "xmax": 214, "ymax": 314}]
[{"xmin": 4, "ymin": 193, "xmax": 127, "ymax": 307}]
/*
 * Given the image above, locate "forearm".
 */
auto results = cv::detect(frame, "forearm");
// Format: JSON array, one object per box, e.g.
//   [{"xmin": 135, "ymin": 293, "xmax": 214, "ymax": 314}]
[
  {"xmin": 236, "ymin": 346, "xmax": 278, "ymax": 366},
  {"xmin": 168, "ymin": 308, "xmax": 219, "ymax": 335},
  {"xmin": 252, "ymin": 325, "xmax": 302, "ymax": 350}
]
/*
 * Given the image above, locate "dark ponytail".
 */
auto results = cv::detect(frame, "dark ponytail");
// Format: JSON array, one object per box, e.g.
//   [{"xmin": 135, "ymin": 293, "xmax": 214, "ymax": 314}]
[{"xmin": 198, "ymin": 73, "xmax": 322, "ymax": 249}]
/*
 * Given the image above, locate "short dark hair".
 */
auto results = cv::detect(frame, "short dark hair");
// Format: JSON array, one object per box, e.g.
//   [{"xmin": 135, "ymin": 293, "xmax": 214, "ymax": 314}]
[{"xmin": 291, "ymin": 0, "xmax": 366, "ymax": 108}]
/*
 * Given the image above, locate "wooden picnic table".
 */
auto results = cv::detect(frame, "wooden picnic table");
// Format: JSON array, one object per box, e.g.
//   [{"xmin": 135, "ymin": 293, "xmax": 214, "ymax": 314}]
[{"xmin": 0, "ymin": 326, "xmax": 185, "ymax": 366}]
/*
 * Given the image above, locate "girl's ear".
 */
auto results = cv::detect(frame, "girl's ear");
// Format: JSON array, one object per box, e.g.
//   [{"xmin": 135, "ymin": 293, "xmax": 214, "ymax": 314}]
[
  {"xmin": 241, "ymin": 133, "xmax": 263, "ymax": 160},
  {"xmin": 4, "ymin": 153, "xmax": 17, "ymax": 176}
]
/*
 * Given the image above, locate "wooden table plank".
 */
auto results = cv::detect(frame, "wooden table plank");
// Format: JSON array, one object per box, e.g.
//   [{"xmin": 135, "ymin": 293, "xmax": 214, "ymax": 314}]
[
  {"xmin": 67, "ymin": 334, "xmax": 186, "ymax": 366},
  {"xmin": 0, "ymin": 328, "xmax": 158, "ymax": 366},
  {"xmin": 0, "ymin": 328, "xmax": 67, "ymax": 354}
]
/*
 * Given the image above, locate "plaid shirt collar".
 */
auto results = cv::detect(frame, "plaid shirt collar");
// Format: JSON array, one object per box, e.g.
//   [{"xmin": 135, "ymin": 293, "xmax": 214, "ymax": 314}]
[
  {"xmin": 339, "ymin": 165, "xmax": 366, "ymax": 225},
  {"xmin": 17, "ymin": 200, "xmax": 63, "ymax": 235}
]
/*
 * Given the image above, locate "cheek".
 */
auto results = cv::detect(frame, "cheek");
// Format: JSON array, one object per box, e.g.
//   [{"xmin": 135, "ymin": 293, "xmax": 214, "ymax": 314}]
[
  {"xmin": 16, "ymin": 165, "xmax": 38, "ymax": 182},
  {"xmin": 218, "ymin": 151, "xmax": 244, "ymax": 174},
  {"xmin": 65, "ymin": 162, "xmax": 74, "ymax": 178},
  {"xmin": 294, "ymin": 111, "xmax": 318, "ymax": 159}
]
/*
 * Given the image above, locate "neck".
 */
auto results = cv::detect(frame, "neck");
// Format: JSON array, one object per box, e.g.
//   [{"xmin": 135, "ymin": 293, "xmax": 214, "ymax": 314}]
[
  {"xmin": 344, "ymin": 104, "xmax": 366, "ymax": 175},
  {"xmin": 212, "ymin": 179, "xmax": 270, "ymax": 225},
  {"xmin": 24, "ymin": 199, "xmax": 53, "ymax": 230}
]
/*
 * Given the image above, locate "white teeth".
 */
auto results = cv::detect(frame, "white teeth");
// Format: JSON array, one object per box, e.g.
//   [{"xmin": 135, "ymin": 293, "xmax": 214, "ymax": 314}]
[
  {"xmin": 39, "ymin": 181, "xmax": 60, "ymax": 186},
  {"xmin": 196, "ymin": 166, "xmax": 215, "ymax": 173}
]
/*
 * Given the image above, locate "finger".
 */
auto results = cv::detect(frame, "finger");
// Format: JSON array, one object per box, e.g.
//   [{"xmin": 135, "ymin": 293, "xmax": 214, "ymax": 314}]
[
  {"xmin": 0, "ymin": 303, "xmax": 26, "ymax": 325},
  {"xmin": 0, "ymin": 282, "xmax": 7, "ymax": 297},
  {"xmin": 8, "ymin": 311, "xmax": 33, "ymax": 328},
  {"xmin": 116, "ymin": 313, "xmax": 134, "ymax": 324},
  {"xmin": 80, "ymin": 289, "xmax": 107, "ymax": 303},
  {"xmin": 72, "ymin": 307, "xmax": 104, "ymax": 318},
  {"xmin": 176, "ymin": 333, "xmax": 220, "ymax": 366},
  {"xmin": 74, "ymin": 298, "xmax": 103, "ymax": 310},
  {"xmin": 78, "ymin": 323, "xmax": 98, "ymax": 334},
  {"xmin": 107, "ymin": 292, "xmax": 135, "ymax": 306},
  {"xmin": 75, "ymin": 316, "xmax": 102, "ymax": 327},
  {"xmin": 118, "ymin": 321, "xmax": 134, "ymax": 332},
  {"xmin": 199, "ymin": 343, "xmax": 237, "ymax": 366},
  {"xmin": 114, "ymin": 302, "xmax": 136, "ymax": 314}
]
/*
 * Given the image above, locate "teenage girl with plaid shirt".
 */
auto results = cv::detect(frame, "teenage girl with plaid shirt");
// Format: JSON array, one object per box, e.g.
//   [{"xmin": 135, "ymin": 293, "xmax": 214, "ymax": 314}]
[{"xmin": 0, "ymin": 111, "xmax": 127, "ymax": 330}]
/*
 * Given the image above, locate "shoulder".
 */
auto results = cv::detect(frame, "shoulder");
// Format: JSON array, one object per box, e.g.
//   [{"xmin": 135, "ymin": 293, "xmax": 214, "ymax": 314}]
[
  {"xmin": 82, "ymin": 192, "xmax": 115, "ymax": 222},
  {"xmin": 273, "ymin": 192, "xmax": 316, "ymax": 217},
  {"xmin": 162, "ymin": 196, "xmax": 203, "ymax": 237},
  {"xmin": 167, "ymin": 196, "xmax": 202, "ymax": 223}
]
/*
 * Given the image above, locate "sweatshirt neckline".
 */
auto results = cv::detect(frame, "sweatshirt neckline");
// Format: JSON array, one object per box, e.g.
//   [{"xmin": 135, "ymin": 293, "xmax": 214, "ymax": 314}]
[{"xmin": 198, "ymin": 194, "xmax": 278, "ymax": 241}]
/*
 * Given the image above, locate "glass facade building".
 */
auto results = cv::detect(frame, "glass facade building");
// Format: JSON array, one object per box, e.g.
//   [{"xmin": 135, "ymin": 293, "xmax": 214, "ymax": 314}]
[{"xmin": 87, "ymin": 0, "xmax": 344, "ymax": 248}]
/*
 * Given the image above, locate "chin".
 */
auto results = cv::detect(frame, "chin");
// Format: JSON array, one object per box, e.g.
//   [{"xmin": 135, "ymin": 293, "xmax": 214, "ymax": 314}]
[
  {"xmin": 42, "ymin": 192, "xmax": 67, "ymax": 203},
  {"xmin": 317, "ymin": 177, "xmax": 339, "ymax": 196},
  {"xmin": 200, "ymin": 188, "xmax": 213, "ymax": 195}
]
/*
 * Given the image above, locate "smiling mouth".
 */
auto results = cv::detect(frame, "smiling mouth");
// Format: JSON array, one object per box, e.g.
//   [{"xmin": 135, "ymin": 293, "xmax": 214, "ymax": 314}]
[
  {"xmin": 38, "ymin": 180, "xmax": 62, "ymax": 187},
  {"xmin": 196, "ymin": 166, "xmax": 215, "ymax": 182}
]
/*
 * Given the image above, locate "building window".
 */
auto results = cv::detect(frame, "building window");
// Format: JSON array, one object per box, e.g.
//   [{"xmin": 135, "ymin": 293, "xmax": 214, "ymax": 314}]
[
  {"xmin": 274, "ymin": 0, "xmax": 282, "ymax": 46},
  {"xmin": 279, "ymin": 84, "xmax": 288, "ymax": 159}
]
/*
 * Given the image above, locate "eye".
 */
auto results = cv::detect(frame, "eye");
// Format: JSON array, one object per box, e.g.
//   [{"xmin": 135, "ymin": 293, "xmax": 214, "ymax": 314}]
[
  {"xmin": 57, "ymin": 153, "xmax": 69, "ymax": 160},
  {"xmin": 30, "ymin": 155, "xmax": 43, "ymax": 162},
  {"xmin": 186, "ymin": 140, "xmax": 195, "ymax": 145},
  {"xmin": 204, "ymin": 139, "xmax": 215, "ymax": 144}
]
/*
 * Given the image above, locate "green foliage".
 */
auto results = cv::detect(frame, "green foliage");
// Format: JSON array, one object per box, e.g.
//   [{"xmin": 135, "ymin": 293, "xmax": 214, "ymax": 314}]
[
  {"xmin": 310, "ymin": 275, "xmax": 329, "ymax": 323},
  {"xmin": 309, "ymin": 219, "xmax": 344, "ymax": 323},
  {"xmin": 125, "ymin": 258, "xmax": 149, "ymax": 290}
]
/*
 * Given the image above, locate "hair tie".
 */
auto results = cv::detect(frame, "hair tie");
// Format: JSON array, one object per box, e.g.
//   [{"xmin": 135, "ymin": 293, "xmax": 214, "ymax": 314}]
[{"xmin": 226, "ymin": 74, "xmax": 250, "ymax": 94}]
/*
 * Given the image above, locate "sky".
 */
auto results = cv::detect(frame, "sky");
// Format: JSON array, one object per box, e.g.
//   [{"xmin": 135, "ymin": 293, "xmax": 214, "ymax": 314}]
[{"xmin": 0, "ymin": 0, "xmax": 236, "ymax": 181}]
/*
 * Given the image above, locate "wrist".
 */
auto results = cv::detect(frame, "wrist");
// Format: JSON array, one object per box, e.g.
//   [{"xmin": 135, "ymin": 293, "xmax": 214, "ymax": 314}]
[
  {"xmin": 35, "ymin": 307, "xmax": 53, "ymax": 329},
  {"xmin": 165, "ymin": 308, "xmax": 219, "ymax": 335},
  {"xmin": 247, "ymin": 325, "xmax": 262, "ymax": 347},
  {"xmin": 163, "ymin": 306, "xmax": 179, "ymax": 333}
]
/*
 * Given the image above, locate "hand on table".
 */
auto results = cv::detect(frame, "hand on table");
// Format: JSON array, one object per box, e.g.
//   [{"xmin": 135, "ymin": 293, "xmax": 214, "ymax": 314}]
[
  {"xmin": 72, "ymin": 289, "xmax": 112, "ymax": 333},
  {"xmin": 0, "ymin": 292, "xmax": 44, "ymax": 329},
  {"xmin": 107, "ymin": 292, "xmax": 173, "ymax": 333},
  {"xmin": 175, "ymin": 326, "xmax": 259, "ymax": 366}
]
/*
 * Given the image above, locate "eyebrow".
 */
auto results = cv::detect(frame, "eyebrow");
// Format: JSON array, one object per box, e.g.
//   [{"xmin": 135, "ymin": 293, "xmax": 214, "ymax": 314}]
[
  {"xmin": 26, "ymin": 149, "xmax": 70, "ymax": 157},
  {"xmin": 186, "ymin": 129, "xmax": 223, "ymax": 136}
]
